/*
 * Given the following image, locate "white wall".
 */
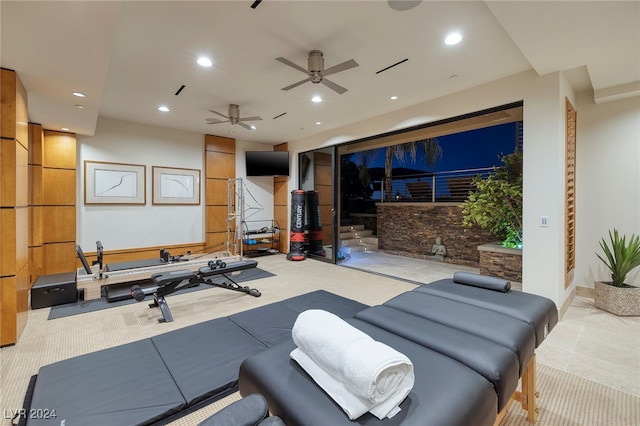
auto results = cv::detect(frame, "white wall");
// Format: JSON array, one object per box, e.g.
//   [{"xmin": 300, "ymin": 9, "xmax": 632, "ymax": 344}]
[
  {"xmin": 574, "ymin": 94, "xmax": 640, "ymax": 287},
  {"xmin": 77, "ymin": 117, "xmax": 204, "ymax": 250}
]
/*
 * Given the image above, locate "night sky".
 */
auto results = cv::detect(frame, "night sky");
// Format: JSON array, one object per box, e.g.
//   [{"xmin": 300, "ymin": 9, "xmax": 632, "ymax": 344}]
[{"xmin": 366, "ymin": 121, "xmax": 518, "ymax": 173}]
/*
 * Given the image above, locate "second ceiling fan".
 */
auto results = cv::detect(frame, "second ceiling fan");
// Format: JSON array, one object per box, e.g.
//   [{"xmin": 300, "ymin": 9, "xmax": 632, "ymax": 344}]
[
  {"xmin": 206, "ymin": 104, "xmax": 262, "ymax": 130},
  {"xmin": 276, "ymin": 50, "xmax": 358, "ymax": 94}
]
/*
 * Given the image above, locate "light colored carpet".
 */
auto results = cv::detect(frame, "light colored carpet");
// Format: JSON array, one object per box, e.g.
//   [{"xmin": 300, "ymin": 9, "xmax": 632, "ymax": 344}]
[{"xmin": 1, "ymin": 254, "xmax": 638, "ymax": 426}]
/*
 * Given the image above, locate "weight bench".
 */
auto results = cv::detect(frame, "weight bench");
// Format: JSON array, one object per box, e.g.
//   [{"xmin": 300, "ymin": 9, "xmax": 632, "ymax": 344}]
[
  {"xmin": 238, "ymin": 272, "xmax": 558, "ymax": 426},
  {"xmin": 132, "ymin": 259, "xmax": 261, "ymax": 323}
]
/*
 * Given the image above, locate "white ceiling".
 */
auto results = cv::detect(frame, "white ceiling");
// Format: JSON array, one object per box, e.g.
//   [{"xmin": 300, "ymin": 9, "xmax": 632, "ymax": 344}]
[{"xmin": 2, "ymin": 1, "xmax": 638, "ymax": 145}]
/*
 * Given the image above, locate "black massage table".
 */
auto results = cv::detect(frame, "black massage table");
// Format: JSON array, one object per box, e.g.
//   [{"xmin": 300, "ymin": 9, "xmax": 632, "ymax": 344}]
[
  {"xmin": 238, "ymin": 273, "xmax": 558, "ymax": 426},
  {"xmin": 22, "ymin": 273, "xmax": 557, "ymax": 426}
]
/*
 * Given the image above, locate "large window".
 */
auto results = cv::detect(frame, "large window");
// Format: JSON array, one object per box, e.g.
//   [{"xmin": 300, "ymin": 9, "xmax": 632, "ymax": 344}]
[{"xmin": 339, "ymin": 103, "xmax": 523, "ymax": 205}]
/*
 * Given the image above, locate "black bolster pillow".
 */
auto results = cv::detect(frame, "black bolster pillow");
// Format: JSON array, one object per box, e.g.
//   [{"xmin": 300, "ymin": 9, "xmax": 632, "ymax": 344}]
[{"xmin": 453, "ymin": 272, "xmax": 511, "ymax": 292}]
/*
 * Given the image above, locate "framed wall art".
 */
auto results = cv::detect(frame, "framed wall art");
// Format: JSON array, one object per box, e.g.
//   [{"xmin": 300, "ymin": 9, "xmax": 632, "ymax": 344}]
[
  {"xmin": 152, "ymin": 166, "xmax": 201, "ymax": 205},
  {"xmin": 84, "ymin": 161, "xmax": 146, "ymax": 205}
]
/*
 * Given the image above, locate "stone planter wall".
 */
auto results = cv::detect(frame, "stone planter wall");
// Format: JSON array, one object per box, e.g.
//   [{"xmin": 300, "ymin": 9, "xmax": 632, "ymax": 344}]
[
  {"xmin": 478, "ymin": 243, "xmax": 522, "ymax": 282},
  {"xmin": 376, "ymin": 203, "xmax": 494, "ymax": 267}
]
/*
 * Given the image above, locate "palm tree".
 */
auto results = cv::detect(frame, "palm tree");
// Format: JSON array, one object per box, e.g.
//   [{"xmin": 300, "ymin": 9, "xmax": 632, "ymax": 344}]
[{"xmin": 384, "ymin": 138, "xmax": 442, "ymax": 200}]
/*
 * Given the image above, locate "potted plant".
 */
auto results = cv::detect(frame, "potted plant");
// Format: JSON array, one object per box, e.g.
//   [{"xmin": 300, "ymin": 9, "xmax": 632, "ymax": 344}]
[{"xmin": 595, "ymin": 229, "xmax": 640, "ymax": 316}]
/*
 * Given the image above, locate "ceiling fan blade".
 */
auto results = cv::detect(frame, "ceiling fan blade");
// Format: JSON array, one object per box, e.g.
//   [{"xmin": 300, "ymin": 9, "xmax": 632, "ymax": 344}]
[
  {"xmin": 321, "ymin": 77, "xmax": 348, "ymax": 94},
  {"xmin": 323, "ymin": 59, "xmax": 359, "ymax": 77},
  {"xmin": 208, "ymin": 110, "xmax": 229, "ymax": 119},
  {"xmin": 239, "ymin": 116, "xmax": 263, "ymax": 122},
  {"xmin": 237, "ymin": 121, "xmax": 253, "ymax": 130},
  {"xmin": 206, "ymin": 119, "xmax": 230, "ymax": 125},
  {"xmin": 276, "ymin": 57, "xmax": 309, "ymax": 74},
  {"xmin": 281, "ymin": 77, "xmax": 311, "ymax": 91}
]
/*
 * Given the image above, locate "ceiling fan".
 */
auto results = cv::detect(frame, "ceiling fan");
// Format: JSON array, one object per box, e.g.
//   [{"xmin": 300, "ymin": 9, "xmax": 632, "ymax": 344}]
[
  {"xmin": 206, "ymin": 104, "xmax": 262, "ymax": 130},
  {"xmin": 276, "ymin": 50, "xmax": 359, "ymax": 94}
]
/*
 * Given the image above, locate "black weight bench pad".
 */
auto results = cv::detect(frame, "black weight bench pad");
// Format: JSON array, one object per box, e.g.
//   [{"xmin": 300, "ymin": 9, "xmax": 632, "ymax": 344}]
[
  {"xmin": 384, "ymin": 291, "xmax": 535, "ymax": 374},
  {"xmin": 239, "ymin": 318, "xmax": 498, "ymax": 426},
  {"xmin": 151, "ymin": 318, "xmax": 268, "ymax": 406},
  {"xmin": 26, "ymin": 340, "xmax": 186, "ymax": 426},
  {"xmin": 354, "ymin": 305, "xmax": 519, "ymax": 411},
  {"xmin": 229, "ymin": 290, "xmax": 367, "ymax": 347},
  {"xmin": 415, "ymin": 280, "xmax": 558, "ymax": 347}
]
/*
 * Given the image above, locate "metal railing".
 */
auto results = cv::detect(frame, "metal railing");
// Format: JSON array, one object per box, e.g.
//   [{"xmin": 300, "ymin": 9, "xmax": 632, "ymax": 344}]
[{"xmin": 380, "ymin": 167, "xmax": 494, "ymax": 203}]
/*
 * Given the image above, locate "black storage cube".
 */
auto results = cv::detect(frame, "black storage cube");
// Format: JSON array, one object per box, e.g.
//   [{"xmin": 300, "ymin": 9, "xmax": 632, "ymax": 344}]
[{"xmin": 31, "ymin": 272, "xmax": 77, "ymax": 309}]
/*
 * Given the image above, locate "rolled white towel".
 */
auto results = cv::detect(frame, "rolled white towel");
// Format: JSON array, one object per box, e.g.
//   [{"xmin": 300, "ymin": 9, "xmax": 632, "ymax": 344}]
[
  {"xmin": 291, "ymin": 309, "xmax": 373, "ymax": 380},
  {"xmin": 290, "ymin": 309, "xmax": 414, "ymax": 420},
  {"xmin": 341, "ymin": 338, "xmax": 414, "ymax": 413}
]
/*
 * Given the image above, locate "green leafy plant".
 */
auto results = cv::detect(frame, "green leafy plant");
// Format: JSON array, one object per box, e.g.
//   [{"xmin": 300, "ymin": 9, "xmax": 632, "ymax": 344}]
[
  {"xmin": 596, "ymin": 229, "xmax": 640, "ymax": 287},
  {"xmin": 460, "ymin": 152, "xmax": 523, "ymax": 248}
]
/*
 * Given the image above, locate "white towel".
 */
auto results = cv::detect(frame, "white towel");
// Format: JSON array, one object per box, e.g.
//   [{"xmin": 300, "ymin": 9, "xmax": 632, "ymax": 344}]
[{"xmin": 290, "ymin": 309, "xmax": 414, "ymax": 420}]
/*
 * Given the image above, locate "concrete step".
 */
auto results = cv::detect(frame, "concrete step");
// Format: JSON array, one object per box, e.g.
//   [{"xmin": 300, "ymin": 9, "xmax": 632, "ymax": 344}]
[
  {"xmin": 340, "ymin": 237, "xmax": 378, "ymax": 249},
  {"xmin": 340, "ymin": 237, "xmax": 378, "ymax": 254},
  {"xmin": 339, "ymin": 230, "xmax": 373, "ymax": 239},
  {"xmin": 339, "ymin": 224, "xmax": 364, "ymax": 232}
]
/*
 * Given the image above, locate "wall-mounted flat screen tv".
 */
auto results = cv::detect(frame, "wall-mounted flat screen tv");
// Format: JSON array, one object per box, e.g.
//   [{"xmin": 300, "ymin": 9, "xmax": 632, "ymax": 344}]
[{"xmin": 246, "ymin": 151, "xmax": 289, "ymax": 176}]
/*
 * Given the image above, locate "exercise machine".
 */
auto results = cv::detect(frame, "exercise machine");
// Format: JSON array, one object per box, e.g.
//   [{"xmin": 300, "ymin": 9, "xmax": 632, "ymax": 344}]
[{"xmin": 131, "ymin": 259, "xmax": 261, "ymax": 323}]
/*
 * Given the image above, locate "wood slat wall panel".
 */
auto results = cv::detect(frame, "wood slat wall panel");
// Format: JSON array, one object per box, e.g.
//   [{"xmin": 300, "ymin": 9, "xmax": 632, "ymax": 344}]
[
  {"xmin": 0, "ymin": 69, "xmax": 30, "ymax": 345},
  {"xmin": 42, "ymin": 206, "xmax": 75, "ymax": 243},
  {"xmin": 205, "ymin": 134, "xmax": 236, "ymax": 253},
  {"xmin": 205, "ymin": 232, "xmax": 229, "ymax": 252},
  {"xmin": 30, "ymin": 246, "xmax": 44, "ymax": 281},
  {"xmin": 315, "ymin": 152, "xmax": 333, "ymax": 245},
  {"xmin": 29, "ymin": 124, "xmax": 44, "ymax": 285},
  {"xmin": 43, "ymin": 242, "xmax": 76, "ymax": 274},
  {"xmin": 1, "ymin": 139, "xmax": 18, "ymax": 207},
  {"xmin": 41, "ymin": 131, "xmax": 76, "ymax": 276},
  {"xmin": 206, "ymin": 206, "xmax": 230, "ymax": 232},
  {"xmin": 205, "ymin": 134, "xmax": 235, "ymax": 153},
  {"xmin": 0, "ymin": 276, "xmax": 17, "ymax": 346},
  {"xmin": 1, "ymin": 209, "xmax": 17, "ymax": 276},
  {"xmin": 205, "ymin": 151, "xmax": 235, "ymax": 179},
  {"xmin": 0, "ymin": 69, "xmax": 17, "ymax": 138},
  {"xmin": 43, "ymin": 131, "xmax": 76, "ymax": 169},
  {"xmin": 273, "ymin": 143, "xmax": 289, "ymax": 253},
  {"xmin": 565, "ymin": 98, "xmax": 577, "ymax": 288},
  {"xmin": 206, "ymin": 179, "xmax": 229, "ymax": 206},
  {"xmin": 16, "ymin": 207, "xmax": 28, "ymax": 272},
  {"xmin": 42, "ymin": 168, "xmax": 76, "ymax": 206}
]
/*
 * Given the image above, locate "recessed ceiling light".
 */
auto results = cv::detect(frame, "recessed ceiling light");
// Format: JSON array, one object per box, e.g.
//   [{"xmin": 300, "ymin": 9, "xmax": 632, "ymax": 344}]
[
  {"xmin": 197, "ymin": 57, "xmax": 213, "ymax": 67},
  {"xmin": 250, "ymin": 125, "xmax": 256, "ymax": 130},
  {"xmin": 315, "ymin": 121, "xmax": 322, "ymax": 125},
  {"xmin": 390, "ymin": 96, "xmax": 398, "ymax": 100},
  {"xmin": 74, "ymin": 104, "xmax": 85, "ymax": 109},
  {"xmin": 72, "ymin": 92, "xmax": 86, "ymax": 97},
  {"xmin": 311, "ymin": 96, "xmax": 322, "ymax": 103},
  {"xmin": 158, "ymin": 106, "xmax": 170, "ymax": 112},
  {"xmin": 61, "ymin": 127, "xmax": 69, "ymax": 131},
  {"xmin": 445, "ymin": 32, "xmax": 462, "ymax": 45}
]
